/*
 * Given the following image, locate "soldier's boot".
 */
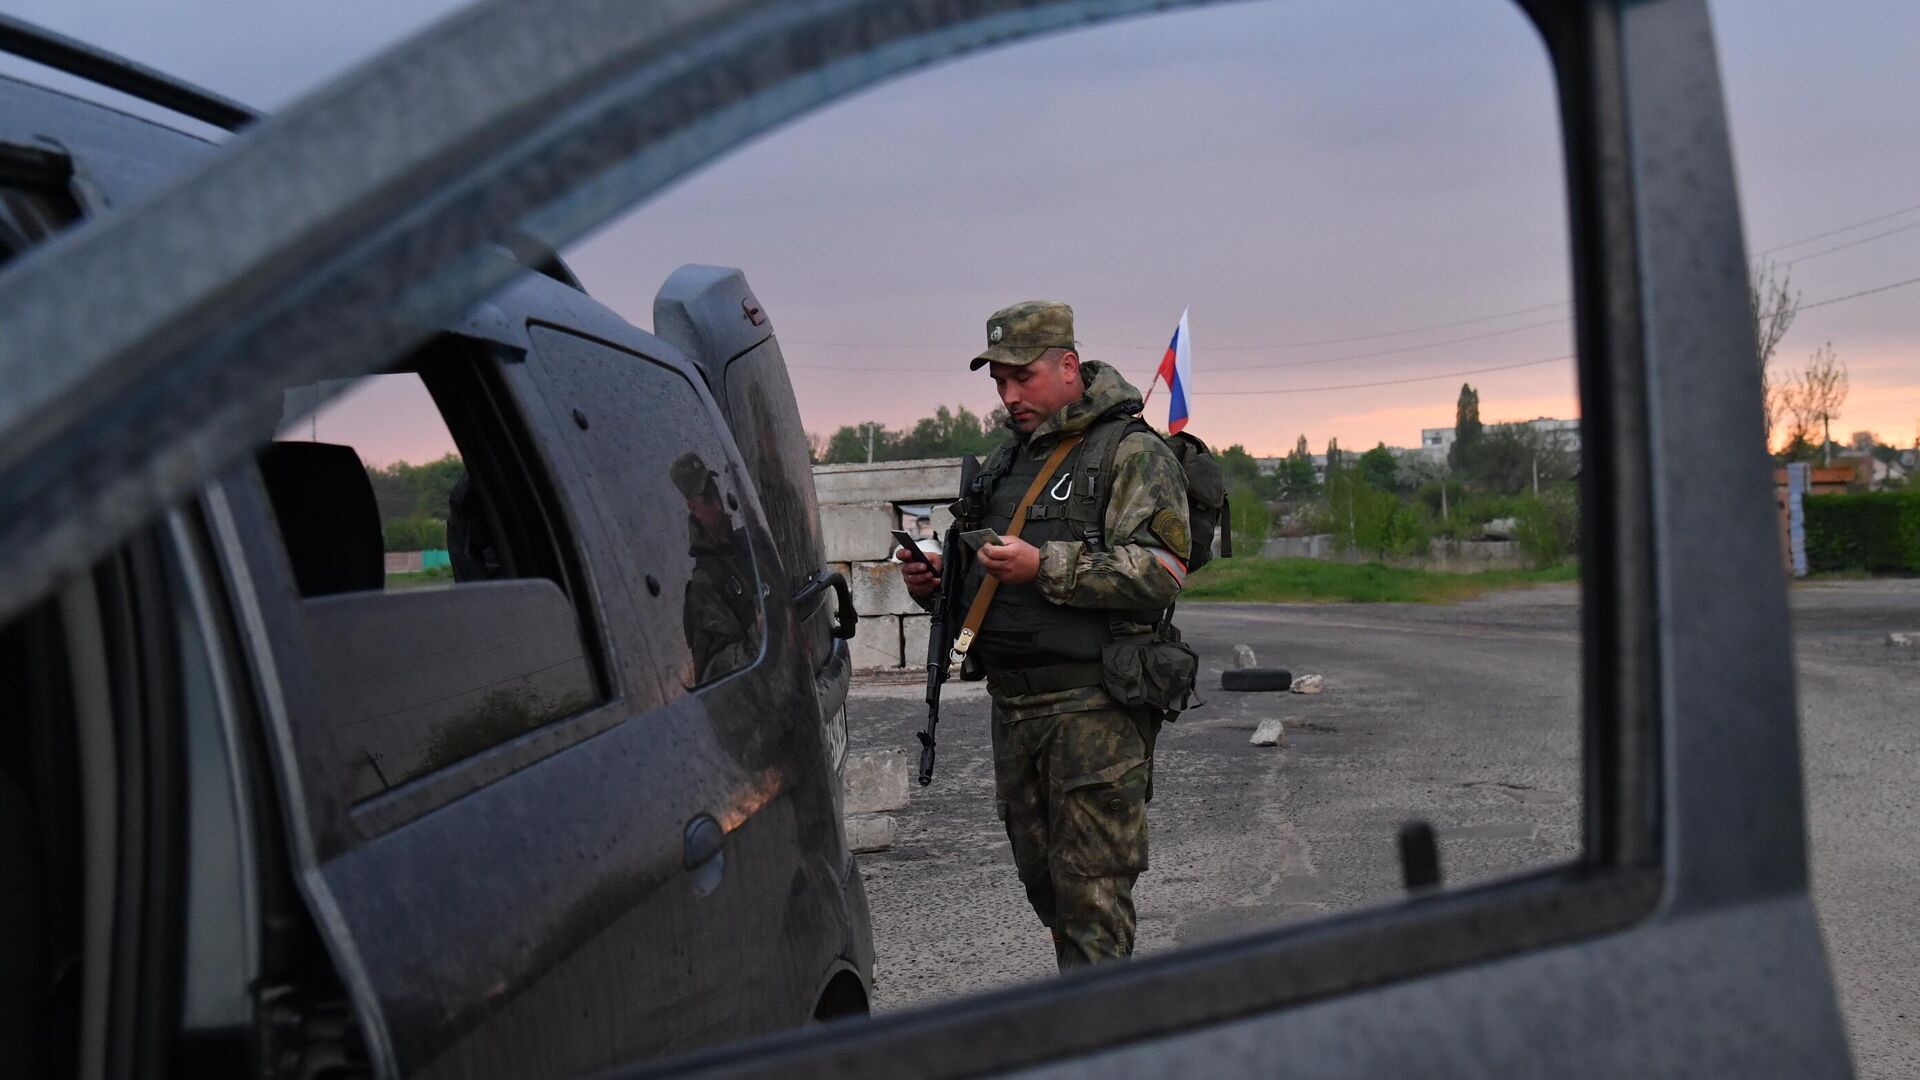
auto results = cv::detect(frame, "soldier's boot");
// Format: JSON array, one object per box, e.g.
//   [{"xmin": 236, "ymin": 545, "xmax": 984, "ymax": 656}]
[{"xmin": 1050, "ymin": 871, "xmax": 1137, "ymax": 969}]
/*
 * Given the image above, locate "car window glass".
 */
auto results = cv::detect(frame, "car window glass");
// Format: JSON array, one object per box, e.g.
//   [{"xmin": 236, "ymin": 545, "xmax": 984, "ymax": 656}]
[
  {"xmin": 273, "ymin": 374, "xmax": 467, "ymax": 590},
  {"xmin": 269, "ymin": 362, "xmax": 604, "ymax": 800},
  {"xmin": 562, "ymin": 0, "xmax": 1583, "ymax": 1012},
  {"xmin": 527, "ymin": 327, "xmax": 767, "ymax": 692}
]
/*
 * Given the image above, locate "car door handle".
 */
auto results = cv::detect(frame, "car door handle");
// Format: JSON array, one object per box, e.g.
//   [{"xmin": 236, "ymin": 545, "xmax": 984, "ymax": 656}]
[
  {"xmin": 684, "ymin": 813, "xmax": 727, "ymax": 896},
  {"xmin": 684, "ymin": 813, "xmax": 724, "ymax": 869},
  {"xmin": 794, "ymin": 569, "xmax": 857, "ymax": 640}
]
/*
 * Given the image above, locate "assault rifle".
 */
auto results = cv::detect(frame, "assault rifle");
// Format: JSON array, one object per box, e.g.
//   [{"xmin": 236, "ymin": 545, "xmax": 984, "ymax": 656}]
[{"xmin": 918, "ymin": 453, "xmax": 979, "ymax": 786}]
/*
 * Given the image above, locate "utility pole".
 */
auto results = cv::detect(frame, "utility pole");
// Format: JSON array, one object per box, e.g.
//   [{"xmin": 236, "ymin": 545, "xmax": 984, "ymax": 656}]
[
  {"xmin": 865, "ymin": 422, "xmax": 875, "ymax": 464},
  {"xmin": 1532, "ymin": 454, "xmax": 1539, "ymax": 497}
]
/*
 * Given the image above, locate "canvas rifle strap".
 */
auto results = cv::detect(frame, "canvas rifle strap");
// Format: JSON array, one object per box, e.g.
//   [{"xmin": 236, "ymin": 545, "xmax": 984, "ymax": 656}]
[{"xmin": 947, "ymin": 432, "xmax": 1085, "ymax": 673}]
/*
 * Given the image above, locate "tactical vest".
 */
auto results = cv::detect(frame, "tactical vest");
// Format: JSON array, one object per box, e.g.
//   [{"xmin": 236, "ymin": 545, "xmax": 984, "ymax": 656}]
[{"xmin": 958, "ymin": 418, "xmax": 1164, "ymax": 668}]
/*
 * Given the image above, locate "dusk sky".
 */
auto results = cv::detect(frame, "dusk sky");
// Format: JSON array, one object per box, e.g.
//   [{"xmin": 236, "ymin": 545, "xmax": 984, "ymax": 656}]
[{"xmin": 4, "ymin": 0, "xmax": 1915, "ymax": 462}]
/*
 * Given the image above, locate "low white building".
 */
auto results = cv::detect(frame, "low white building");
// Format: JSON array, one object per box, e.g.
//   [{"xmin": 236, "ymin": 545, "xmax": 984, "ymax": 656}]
[{"xmin": 1421, "ymin": 418, "xmax": 1582, "ymax": 460}]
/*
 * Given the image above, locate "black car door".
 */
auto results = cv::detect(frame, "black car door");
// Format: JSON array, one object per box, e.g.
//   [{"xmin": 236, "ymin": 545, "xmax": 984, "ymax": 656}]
[{"xmin": 199, "ymin": 310, "xmax": 855, "ymax": 1075}]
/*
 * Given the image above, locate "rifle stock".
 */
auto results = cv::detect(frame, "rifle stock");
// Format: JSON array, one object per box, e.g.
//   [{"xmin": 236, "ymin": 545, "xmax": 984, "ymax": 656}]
[{"xmin": 918, "ymin": 453, "xmax": 978, "ymax": 785}]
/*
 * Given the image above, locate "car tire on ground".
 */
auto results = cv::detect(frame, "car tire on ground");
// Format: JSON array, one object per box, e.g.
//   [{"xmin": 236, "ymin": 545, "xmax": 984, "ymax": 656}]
[{"xmin": 1221, "ymin": 667, "xmax": 1293, "ymax": 692}]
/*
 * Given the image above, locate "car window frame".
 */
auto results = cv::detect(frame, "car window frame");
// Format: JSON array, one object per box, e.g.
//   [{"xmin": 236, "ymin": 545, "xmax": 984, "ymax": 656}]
[
  {"xmin": 0, "ymin": 0, "xmax": 1816, "ymax": 1076},
  {"xmin": 207, "ymin": 342, "xmax": 638, "ymax": 850}
]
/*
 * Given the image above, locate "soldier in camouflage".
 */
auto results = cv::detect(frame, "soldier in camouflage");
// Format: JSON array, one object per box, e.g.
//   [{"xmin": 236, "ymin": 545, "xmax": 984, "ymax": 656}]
[
  {"xmin": 899, "ymin": 300, "xmax": 1190, "ymax": 970},
  {"xmin": 671, "ymin": 451, "xmax": 763, "ymax": 686}
]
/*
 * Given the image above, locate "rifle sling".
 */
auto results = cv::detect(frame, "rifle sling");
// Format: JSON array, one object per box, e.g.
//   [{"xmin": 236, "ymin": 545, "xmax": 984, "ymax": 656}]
[{"xmin": 948, "ymin": 432, "xmax": 1085, "ymax": 672}]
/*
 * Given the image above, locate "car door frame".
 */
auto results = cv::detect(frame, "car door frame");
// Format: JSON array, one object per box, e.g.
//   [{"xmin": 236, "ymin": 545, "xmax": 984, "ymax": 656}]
[{"xmin": 0, "ymin": 1, "xmax": 1848, "ymax": 1077}]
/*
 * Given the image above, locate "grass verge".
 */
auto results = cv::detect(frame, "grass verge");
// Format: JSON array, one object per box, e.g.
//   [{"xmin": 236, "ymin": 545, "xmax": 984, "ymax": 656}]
[
  {"xmin": 1184, "ymin": 557, "xmax": 1579, "ymax": 604},
  {"xmin": 385, "ymin": 566, "xmax": 454, "ymax": 590}
]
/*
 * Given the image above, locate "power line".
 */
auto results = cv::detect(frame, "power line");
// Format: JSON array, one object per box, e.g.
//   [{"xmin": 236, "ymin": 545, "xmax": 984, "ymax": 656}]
[
  {"xmin": 782, "ymin": 249, "xmax": 1920, "ymax": 372},
  {"xmin": 1186, "ymin": 273, "xmax": 1920, "ymax": 398},
  {"xmin": 785, "ymin": 315, "xmax": 1571, "ymax": 371},
  {"xmin": 782, "ymin": 339, "xmax": 970, "ymax": 350},
  {"xmin": 1205, "ymin": 316, "xmax": 1569, "ymax": 372},
  {"xmin": 1187, "ymin": 355, "xmax": 1571, "ymax": 397},
  {"xmin": 1782, "ymin": 219, "xmax": 1920, "ymax": 268},
  {"xmin": 778, "ymin": 301, "xmax": 1572, "ymax": 353},
  {"xmin": 1780, "ymin": 272, "xmax": 1920, "ymax": 314},
  {"xmin": 1754, "ymin": 199, "xmax": 1920, "ymax": 257},
  {"xmin": 787, "ymin": 359, "xmax": 978, "ymax": 373},
  {"xmin": 1082, "ymin": 299, "xmax": 1571, "ymax": 351}
]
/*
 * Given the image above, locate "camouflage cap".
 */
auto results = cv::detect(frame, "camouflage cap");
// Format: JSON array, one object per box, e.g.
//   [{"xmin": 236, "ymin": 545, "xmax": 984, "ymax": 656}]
[
  {"xmin": 670, "ymin": 451, "xmax": 717, "ymax": 500},
  {"xmin": 970, "ymin": 300, "xmax": 1075, "ymax": 370}
]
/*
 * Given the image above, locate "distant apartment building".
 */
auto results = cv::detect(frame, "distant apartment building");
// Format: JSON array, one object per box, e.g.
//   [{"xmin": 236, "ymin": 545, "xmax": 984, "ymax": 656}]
[{"xmin": 1421, "ymin": 417, "xmax": 1581, "ymax": 459}]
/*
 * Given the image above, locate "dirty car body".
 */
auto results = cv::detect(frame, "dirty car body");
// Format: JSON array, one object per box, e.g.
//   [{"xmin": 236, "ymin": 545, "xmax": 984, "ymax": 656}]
[{"xmin": 1, "ymin": 37, "xmax": 867, "ymax": 1077}]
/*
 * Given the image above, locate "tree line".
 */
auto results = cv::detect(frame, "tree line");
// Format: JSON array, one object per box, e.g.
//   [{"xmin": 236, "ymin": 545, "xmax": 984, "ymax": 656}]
[
  {"xmin": 812, "ymin": 404, "xmax": 1009, "ymax": 464},
  {"xmin": 365, "ymin": 452, "xmax": 462, "ymax": 552}
]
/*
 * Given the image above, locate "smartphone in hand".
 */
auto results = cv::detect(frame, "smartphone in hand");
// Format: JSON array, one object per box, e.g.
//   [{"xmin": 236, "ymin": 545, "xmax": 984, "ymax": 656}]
[{"xmin": 892, "ymin": 530, "xmax": 935, "ymax": 567}]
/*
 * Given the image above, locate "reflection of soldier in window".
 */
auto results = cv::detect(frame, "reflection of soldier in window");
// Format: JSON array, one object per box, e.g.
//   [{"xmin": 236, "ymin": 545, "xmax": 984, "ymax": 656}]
[{"xmin": 670, "ymin": 452, "xmax": 762, "ymax": 685}]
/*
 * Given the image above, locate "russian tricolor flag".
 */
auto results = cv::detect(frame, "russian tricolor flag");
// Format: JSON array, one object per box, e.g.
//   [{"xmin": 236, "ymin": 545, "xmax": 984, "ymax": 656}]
[{"xmin": 1154, "ymin": 305, "xmax": 1193, "ymax": 433}]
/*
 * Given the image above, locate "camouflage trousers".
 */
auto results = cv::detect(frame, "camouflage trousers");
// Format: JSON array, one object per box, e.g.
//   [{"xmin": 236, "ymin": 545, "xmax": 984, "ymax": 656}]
[{"xmin": 989, "ymin": 694, "xmax": 1158, "ymax": 970}]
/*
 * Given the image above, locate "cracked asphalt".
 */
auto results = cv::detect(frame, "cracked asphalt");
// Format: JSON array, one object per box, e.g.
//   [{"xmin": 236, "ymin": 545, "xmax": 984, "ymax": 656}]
[{"xmin": 847, "ymin": 580, "xmax": 1918, "ymax": 1076}]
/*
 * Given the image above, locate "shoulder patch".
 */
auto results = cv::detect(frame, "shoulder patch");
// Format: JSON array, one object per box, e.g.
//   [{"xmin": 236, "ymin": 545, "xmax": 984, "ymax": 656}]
[{"xmin": 1150, "ymin": 508, "xmax": 1191, "ymax": 559}]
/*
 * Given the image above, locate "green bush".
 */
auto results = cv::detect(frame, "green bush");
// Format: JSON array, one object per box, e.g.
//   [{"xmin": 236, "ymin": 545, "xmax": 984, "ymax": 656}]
[
  {"xmin": 1424, "ymin": 490, "xmax": 1529, "ymax": 540},
  {"xmin": 1326, "ymin": 472, "xmax": 1430, "ymax": 559},
  {"xmin": 1803, "ymin": 492, "xmax": 1920, "ymax": 573},
  {"xmin": 1513, "ymin": 486, "xmax": 1581, "ymax": 568},
  {"xmin": 383, "ymin": 514, "xmax": 448, "ymax": 552}
]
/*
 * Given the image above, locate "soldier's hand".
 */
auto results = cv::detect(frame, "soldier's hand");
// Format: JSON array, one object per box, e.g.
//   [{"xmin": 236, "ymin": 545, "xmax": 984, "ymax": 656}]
[
  {"xmin": 977, "ymin": 536, "xmax": 1040, "ymax": 585},
  {"xmin": 899, "ymin": 548, "xmax": 942, "ymax": 598}
]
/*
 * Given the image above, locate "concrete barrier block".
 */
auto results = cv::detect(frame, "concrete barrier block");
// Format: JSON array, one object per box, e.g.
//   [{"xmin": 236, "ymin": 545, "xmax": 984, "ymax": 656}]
[
  {"xmin": 850, "ymin": 613, "xmax": 902, "ymax": 670},
  {"xmin": 843, "ymin": 747, "xmax": 911, "ymax": 814},
  {"xmin": 820, "ymin": 501, "xmax": 899, "ymax": 563},
  {"xmin": 900, "ymin": 613, "xmax": 931, "ymax": 669},
  {"xmin": 844, "ymin": 813, "xmax": 897, "ymax": 854},
  {"xmin": 851, "ymin": 562, "xmax": 920, "ymax": 616},
  {"xmin": 814, "ymin": 458, "xmax": 963, "ymax": 505}
]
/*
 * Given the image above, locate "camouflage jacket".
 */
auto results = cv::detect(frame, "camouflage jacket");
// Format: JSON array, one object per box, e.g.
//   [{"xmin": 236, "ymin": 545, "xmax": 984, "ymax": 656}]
[
  {"xmin": 933, "ymin": 361, "xmax": 1191, "ymax": 719},
  {"xmin": 1023, "ymin": 361, "xmax": 1190, "ymax": 616}
]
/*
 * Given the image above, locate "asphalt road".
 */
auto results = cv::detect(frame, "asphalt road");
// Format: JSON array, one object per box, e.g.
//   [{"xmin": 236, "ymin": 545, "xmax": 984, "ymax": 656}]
[
  {"xmin": 1790, "ymin": 580, "xmax": 1920, "ymax": 1079},
  {"xmin": 847, "ymin": 580, "xmax": 1917, "ymax": 1076}
]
